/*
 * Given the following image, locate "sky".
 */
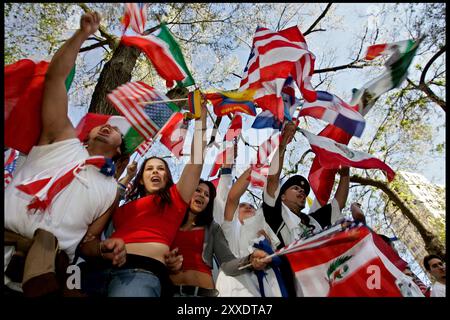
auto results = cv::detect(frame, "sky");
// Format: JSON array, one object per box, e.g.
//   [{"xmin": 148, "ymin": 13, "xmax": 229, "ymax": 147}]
[{"xmin": 62, "ymin": 3, "xmax": 445, "ymax": 189}]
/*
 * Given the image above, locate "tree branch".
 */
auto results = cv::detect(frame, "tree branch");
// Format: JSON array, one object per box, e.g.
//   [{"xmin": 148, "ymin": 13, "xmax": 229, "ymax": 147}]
[
  {"xmin": 80, "ymin": 39, "xmax": 110, "ymax": 53},
  {"xmin": 350, "ymin": 175, "xmax": 445, "ymax": 257},
  {"xmin": 304, "ymin": 3, "xmax": 332, "ymax": 36},
  {"xmin": 78, "ymin": 3, "xmax": 118, "ymax": 49},
  {"xmin": 407, "ymin": 78, "xmax": 446, "ymax": 112},
  {"xmin": 314, "ymin": 62, "xmax": 365, "ymax": 74},
  {"xmin": 419, "ymin": 45, "xmax": 446, "ymax": 85}
]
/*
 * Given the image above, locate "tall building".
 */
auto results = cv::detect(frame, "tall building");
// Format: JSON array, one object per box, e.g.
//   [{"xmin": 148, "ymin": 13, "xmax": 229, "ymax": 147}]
[{"xmin": 384, "ymin": 171, "xmax": 445, "ymax": 282}]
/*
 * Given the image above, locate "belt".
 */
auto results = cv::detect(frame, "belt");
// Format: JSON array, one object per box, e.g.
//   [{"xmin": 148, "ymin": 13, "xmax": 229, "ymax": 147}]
[{"xmin": 176, "ymin": 285, "xmax": 219, "ymax": 297}]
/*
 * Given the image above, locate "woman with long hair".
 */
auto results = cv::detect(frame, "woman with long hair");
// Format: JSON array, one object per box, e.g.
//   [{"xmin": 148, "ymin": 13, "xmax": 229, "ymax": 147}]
[
  {"xmin": 167, "ymin": 179, "xmax": 271, "ymax": 297},
  {"xmin": 103, "ymin": 106, "xmax": 209, "ymax": 297}
]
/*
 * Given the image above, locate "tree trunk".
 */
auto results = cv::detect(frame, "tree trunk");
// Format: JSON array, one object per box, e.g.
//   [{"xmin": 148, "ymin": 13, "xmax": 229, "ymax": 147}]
[
  {"xmin": 350, "ymin": 175, "xmax": 446, "ymax": 259},
  {"xmin": 88, "ymin": 44, "xmax": 141, "ymax": 114}
]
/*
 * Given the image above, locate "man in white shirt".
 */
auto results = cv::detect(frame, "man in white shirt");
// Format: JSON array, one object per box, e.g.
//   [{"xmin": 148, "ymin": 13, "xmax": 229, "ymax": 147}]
[
  {"xmin": 260, "ymin": 122, "xmax": 350, "ymax": 296},
  {"xmin": 423, "ymin": 254, "xmax": 446, "ymax": 297},
  {"xmin": 262, "ymin": 122, "xmax": 350, "ymax": 248}
]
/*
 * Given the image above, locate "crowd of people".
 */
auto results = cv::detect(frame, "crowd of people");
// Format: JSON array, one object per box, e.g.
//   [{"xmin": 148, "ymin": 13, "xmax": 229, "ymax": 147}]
[{"xmin": 4, "ymin": 12, "xmax": 445, "ymax": 298}]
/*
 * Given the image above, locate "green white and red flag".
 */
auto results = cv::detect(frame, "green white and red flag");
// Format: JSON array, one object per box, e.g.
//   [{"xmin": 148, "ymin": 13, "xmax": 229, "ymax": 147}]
[
  {"xmin": 121, "ymin": 23, "xmax": 195, "ymax": 88},
  {"xmin": 351, "ymin": 39, "xmax": 421, "ymax": 116}
]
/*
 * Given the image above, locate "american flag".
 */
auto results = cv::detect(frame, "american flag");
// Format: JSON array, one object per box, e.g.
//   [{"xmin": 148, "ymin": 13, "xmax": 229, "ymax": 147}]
[
  {"xmin": 239, "ymin": 26, "xmax": 316, "ymax": 121},
  {"xmin": 4, "ymin": 148, "xmax": 19, "ymax": 188},
  {"xmin": 136, "ymin": 138, "xmax": 154, "ymax": 157},
  {"xmin": 248, "ymin": 132, "xmax": 281, "ymax": 188},
  {"xmin": 122, "ymin": 3, "xmax": 148, "ymax": 35},
  {"xmin": 107, "ymin": 81, "xmax": 176, "ymax": 143}
]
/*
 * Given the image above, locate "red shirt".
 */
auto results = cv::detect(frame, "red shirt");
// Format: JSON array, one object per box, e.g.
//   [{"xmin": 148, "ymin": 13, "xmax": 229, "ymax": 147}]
[
  {"xmin": 112, "ymin": 184, "xmax": 188, "ymax": 246},
  {"xmin": 172, "ymin": 228, "xmax": 212, "ymax": 275}
]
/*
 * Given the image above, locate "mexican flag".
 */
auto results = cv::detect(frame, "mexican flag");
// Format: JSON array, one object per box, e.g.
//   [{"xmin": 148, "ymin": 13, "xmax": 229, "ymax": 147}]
[
  {"xmin": 75, "ymin": 113, "xmax": 143, "ymax": 155},
  {"xmin": 4, "ymin": 59, "xmax": 75, "ymax": 154},
  {"xmin": 299, "ymin": 129, "xmax": 396, "ymax": 182},
  {"xmin": 121, "ymin": 23, "xmax": 195, "ymax": 88},
  {"xmin": 351, "ymin": 39, "xmax": 420, "ymax": 116},
  {"xmin": 283, "ymin": 226, "xmax": 406, "ymax": 297}
]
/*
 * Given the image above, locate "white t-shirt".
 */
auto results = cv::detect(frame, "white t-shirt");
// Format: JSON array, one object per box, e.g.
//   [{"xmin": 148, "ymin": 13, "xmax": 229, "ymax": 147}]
[
  {"xmin": 431, "ymin": 281, "xmax": 446, "ymax": 297},
  {"xmin": 216, "ymin": 207, "xmax": 283, "ymax": 297},
  {"xmin": 4, "ymin": 139, "xmax": 118, "ymax": 266}
]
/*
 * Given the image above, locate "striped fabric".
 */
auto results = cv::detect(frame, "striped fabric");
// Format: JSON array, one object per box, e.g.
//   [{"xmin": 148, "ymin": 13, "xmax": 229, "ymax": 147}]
[
  {"xmin": 249, "ymin": 132, "xmax": 281, "ymax": 188},
  {"xmin": 239, "ymin": 26, "xmax": 316, "ymax": 120},
  {"xmin": 136, "ymin": 138, "xmax": 154, "ymax": 157},
  {"xmin": 107, "ymin": 81, "xmax": 177, "ymax": 143},
  {"xmin": 122, "ymin": 3, "xmax": 147, "ymax": 34}
]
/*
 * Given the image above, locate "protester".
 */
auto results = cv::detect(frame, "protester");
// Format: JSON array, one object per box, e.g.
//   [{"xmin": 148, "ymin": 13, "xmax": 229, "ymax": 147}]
[
  {"xmin": 423, "ymin": 254, "xmax": 446, "ymax": 297},
  {"xmin": 259, "ymin": 121, "xmax": 350, "ymax": 296},
  {"xmin": 167, "ymin": 179, "xmax": 272, "ymax": 297},
  {"xmin": 4, "ymin": 11, "xmax": 126, "ymax": 296},
  {"xmin": 215, "ymin": 167, "xmax": 287, "ymax": 297},
  {"xmin": 100, "ymin": 99, "xmax": 208, "ymax": 297}
]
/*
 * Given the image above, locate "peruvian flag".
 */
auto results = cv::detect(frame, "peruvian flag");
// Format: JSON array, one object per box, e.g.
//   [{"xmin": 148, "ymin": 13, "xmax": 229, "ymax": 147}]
[
  {"xmin": 299, "ymin": 129, "xmax": 395, "ymax": 181},
  {"xmin": 158, "ymin": 112, "xmax": 189, "ymax": 158},
  {"xmin": 283, "ymin": 226, "xmax": 406, "ymax": 296},
  {"xmin": 308, "ymin": 124, "xmax": 352, "ymax": 206}
]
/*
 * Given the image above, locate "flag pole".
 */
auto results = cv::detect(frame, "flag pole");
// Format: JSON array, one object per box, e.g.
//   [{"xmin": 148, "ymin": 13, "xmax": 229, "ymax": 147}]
[{"xmin": 138, "ymin": 98, "xmax": 188, "ymax": 105}]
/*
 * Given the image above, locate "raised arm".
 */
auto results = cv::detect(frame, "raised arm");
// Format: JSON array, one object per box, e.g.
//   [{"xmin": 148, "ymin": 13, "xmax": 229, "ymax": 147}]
[
  {"xmin": 38, "ymin": 12, "xmax": 100, "ymax": 146},
  {"xmin": 334, "ymin": 167, "xmax": 350, "ymax": 210},
  {"xmin": 176, "ymin": 104, "xmax": 208, "ymax": 203},
  {"xmin": 224, "ymin": 167, "xmax": 252, "ymax": 222},
  {"xmin": 266, "ymin": 121, "xmax": 297, "ymax": 198}
]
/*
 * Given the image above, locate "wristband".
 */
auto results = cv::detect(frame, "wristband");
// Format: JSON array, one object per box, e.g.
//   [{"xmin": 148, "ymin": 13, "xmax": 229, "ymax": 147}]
[{"xmin": 220, "ymin": 167, "xmax": 232, "ymax": 175}]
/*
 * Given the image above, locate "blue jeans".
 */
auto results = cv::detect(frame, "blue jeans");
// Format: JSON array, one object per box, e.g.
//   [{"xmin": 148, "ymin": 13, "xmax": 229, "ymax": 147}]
[{"xmin": 107, "ymin": 268, "xmax": 161, "ymax": 297}]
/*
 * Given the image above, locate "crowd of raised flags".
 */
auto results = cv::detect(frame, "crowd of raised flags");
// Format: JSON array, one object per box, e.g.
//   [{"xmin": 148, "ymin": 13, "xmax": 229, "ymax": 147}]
[{"xmin": 4, "ymin": 3, "xmax": 425, "ymax": 297}]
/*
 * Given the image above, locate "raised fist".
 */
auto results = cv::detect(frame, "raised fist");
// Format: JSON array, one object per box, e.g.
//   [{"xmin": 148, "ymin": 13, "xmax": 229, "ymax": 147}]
[{"xmin": 80, "ymin": 11, "xmax": 101, "ymax": 37}]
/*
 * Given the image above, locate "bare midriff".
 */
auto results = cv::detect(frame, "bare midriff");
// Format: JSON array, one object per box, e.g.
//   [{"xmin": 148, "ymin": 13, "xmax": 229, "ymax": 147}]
[
  {"xmin": 170, "ymin": 270, "xmax": 215, "ymax": 289},
  {"xmin": 125, "ymin": 242, "xmax": 170, "ymax": 264}
]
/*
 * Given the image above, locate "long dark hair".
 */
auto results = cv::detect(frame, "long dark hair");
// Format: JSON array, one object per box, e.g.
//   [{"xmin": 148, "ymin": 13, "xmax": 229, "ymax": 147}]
[
  {"xmin": 181, "ymin": 179, "xmax": 217, "ymax": 227},
  {"xmin": 127, "ymin": 156, "xmax": 174, "ymax": 207}
]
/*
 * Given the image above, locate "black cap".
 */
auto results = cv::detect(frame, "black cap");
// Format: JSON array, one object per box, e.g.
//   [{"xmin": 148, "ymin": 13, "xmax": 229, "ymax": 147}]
[{"xmin": 279, "ymin": 175, "xmax": 310, "ymax": 198}]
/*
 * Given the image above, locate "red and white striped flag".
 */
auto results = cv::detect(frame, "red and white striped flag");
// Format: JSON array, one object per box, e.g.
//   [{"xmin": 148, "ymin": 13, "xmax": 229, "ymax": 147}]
[
  {"xmin": 248, "ymin": 132, "xmax": 281, "ymax": 188},
  {"xmin": 121, "ymin": 3, "xmax": 148, "ymax": 35},
  {"xmin": 209, "ymin": 115, "xmax": 242, "ymax": 178},
  {"xmin": 281, "ymin": 225, "xmax": 406, "ymax": 296},
  {"xmin": 135, "ymin": 138, "xmax": 154, "ymax": 157},
  {"xmin": 249, "ymin": 164, "xmax": 270, "ymax": 188},
  {"xmin": 239, "ymin": 26, "xmax": 316, "ymax": 120}
]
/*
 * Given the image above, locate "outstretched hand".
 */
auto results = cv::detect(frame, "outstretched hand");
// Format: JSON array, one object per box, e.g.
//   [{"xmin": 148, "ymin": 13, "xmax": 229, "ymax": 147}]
[
  {"xmin": 80, "ymin": 11, "xmax": 101, "ymax": 37},
  {"xmin": 280, "ymin": 121, "xmax": 297, "ymax": 148}
]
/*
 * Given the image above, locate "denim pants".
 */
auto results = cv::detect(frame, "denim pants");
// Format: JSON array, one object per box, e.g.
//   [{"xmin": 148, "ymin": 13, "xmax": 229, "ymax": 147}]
[{"xmin": 107, "ymin": 268, "xmax": 162, "ymax": 297}]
